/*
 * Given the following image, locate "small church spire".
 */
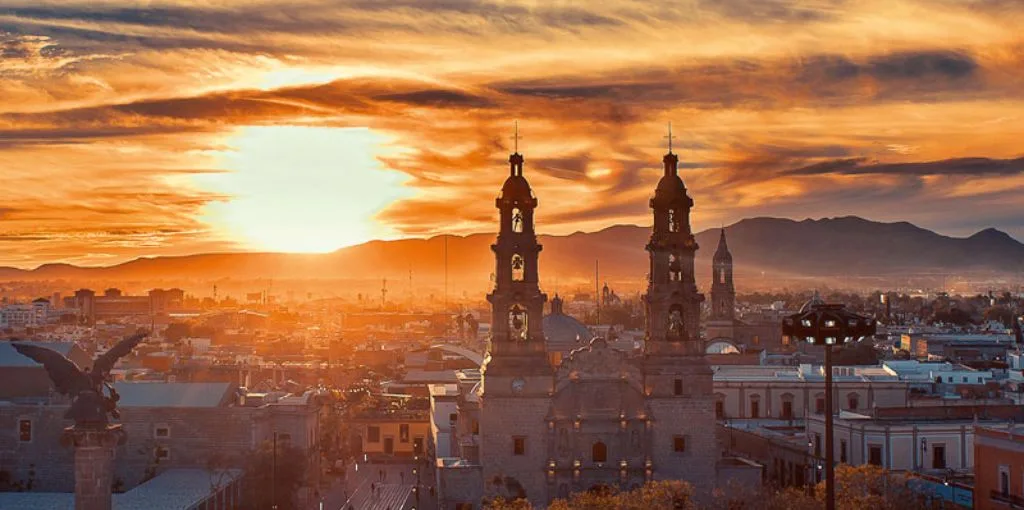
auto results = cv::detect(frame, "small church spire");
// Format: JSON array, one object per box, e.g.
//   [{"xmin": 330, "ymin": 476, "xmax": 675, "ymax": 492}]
[
  {"xmin": 662, "ymin": 122, "xmax": 678, "ymax": 177},
  {"xmin": 509, "ymin": 120, "xmax": 524, "ymax": 176}
]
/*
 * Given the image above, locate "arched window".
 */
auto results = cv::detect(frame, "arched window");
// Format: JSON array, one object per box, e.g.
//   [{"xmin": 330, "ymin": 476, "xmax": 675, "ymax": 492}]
[
  {"xmin": 592, "ymin": 441, "xmax": 607, "ymax": 463},
  {"xmin": 668, "ymin": 209, "xmax": 679, "ymax": 233},
  {"xmin": 509, "ymin": 304, "xmax": 528, "ymax": 341},
  {"xmin": 511, "ymin": 207, "xmax": 524, "ymax": 233},
  {"xmin": 718, "ymin": 268, "xmax": 725, "ymax": 284},
  {"xmin": 668, "ymin": 254, "xmax": 682, "ymax": 282},
  {"xmin": 511, "ymin": 254, "xmax": 525, "ymax": 281},
  {"xmin": 667, "ymin": 305, "xmax": 684, "ymax": 339}
]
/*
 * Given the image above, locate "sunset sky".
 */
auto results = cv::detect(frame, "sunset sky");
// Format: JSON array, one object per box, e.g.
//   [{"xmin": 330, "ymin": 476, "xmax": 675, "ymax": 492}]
[{"xmin": 1, "ymin": 0, "xmax": 1023, "ymax": 268}]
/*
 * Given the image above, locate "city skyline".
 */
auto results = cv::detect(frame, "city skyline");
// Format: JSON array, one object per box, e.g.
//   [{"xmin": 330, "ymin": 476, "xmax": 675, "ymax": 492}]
[{"xmin": 2, "ymin": 0, "xmax": 1024, "ymax": 268}]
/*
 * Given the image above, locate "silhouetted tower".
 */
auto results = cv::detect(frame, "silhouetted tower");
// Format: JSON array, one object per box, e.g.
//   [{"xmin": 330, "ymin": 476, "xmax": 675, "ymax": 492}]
[
  {"xmin": 485, "ymin": 149, "xmax": 547, "ymax": 357},
  {"xmin": 642, "ymin": 130, "xmax": 717, "ymax": 491},
  {"xmin": 480, "ymin": 138, "xmax": 552, "ymax": 505},
  {"xmin": 643, "ymin": 142, "xmax": 704, "ymax": 354},
  {"xmin": 710, "ymin": 228, "xmax": 735, "ymax": 322}
]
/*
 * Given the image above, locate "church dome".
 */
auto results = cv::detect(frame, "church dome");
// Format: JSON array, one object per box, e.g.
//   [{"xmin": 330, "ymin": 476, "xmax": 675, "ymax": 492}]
[
  {"xmin": 500, "ymin": 174, "xmax": 533, "ymax": 199},
  {"xmin": 544, "ymin": 295, "xmax": 593, "ymax": 354},
  {"xmin": 799, "ymin": 290, "xmax": 825, "ymax": 313}
]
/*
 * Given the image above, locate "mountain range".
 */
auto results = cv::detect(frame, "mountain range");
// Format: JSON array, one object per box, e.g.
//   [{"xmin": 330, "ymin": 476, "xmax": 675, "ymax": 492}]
[{"xmin": 1, "ymin": 216, "xmax": 1021, "ymax": 292}]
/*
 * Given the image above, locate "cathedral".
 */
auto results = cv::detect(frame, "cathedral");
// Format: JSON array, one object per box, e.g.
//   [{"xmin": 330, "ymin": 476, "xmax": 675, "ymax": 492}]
[{"xmin": 438, "ymin": 143, "xmax": 748, "ymax": 508}]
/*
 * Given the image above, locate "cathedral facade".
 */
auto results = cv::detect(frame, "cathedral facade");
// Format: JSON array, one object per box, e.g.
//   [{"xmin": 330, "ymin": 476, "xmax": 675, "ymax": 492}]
[{"xmin": 442, "ymin": 146, "xmax": 730, "ymax": 508}]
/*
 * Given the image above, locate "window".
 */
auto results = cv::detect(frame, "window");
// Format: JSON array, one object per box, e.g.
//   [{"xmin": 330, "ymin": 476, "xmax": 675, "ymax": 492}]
[
  {"xmin": 511, "ymin": 254, "xmax": 525, "ymax": 281},
  {"xmin": 715, "ymin": 401, "xmax": 724, "ymax": 419},
  {"xmin": 413, "ymin": 437, "xmax": 424, "ymax": 455},
  {"xmin": 815, "ymin": 397, "xmax": 825, "ymax": 414},
  {"xmin": 592, "ymin": 441, "xmax": 607, "ymax": 463},
  {"xmin": 154, "ymin": 425, "xmax": 170, "ymax": 439},
  {"xmin": 668, "ymin": 209, "xmax": 679, "ymax": 233},
  {"xmin": 781, "ymin": 401, "xmax": 793, "ymax": 420},
  {"xmin": 750, "ymin": 400, "xmax": 760, "ymax": 419},
  {"xmin": 155, "ymin": 446, "xmax": 170, "ymax": 461},
  {"xmin": 673, "ymin": 435, "xmax": 687, "ymax": 453},
  {"xmin": 18, "ymin": 419, "xmax": 31, "ymax": 442},
  {"xmin": 998, "ymin": 465, "xmax": 1009, "ymax": 496},
  {"xmin": 847, "ymin": 395, "xmax": 859, "ymax": 410},
  {"xmin": 511, "ymin": 207, "xmax": 523, "ymax": 233},
  {"xmin": 513, "ymin": 437, "xmax": 526, "ymax": 456},
  {"xmin": 367, "ymin": 426, "xmax": 380, "ymax": 443},
  {"xmin": 814, "ymin": 433, "xmax": 821, "ymax": 457},
  {"xmin": 869, "ymin": 446, "xmax": 882, "ymax": 466},
  {"xmin": 400, "ymin": 424, "xmax": 410, "ymax": 443},
  {"xmin": 674, "ymin": 379, "xmax": 683, "ymax": 396},
  {"xmin": 962, "ymin": 376, "xmax": 967, "ymax": 383},
  {"xmin": 472, "ymin": 420, "xmax": 480, "ymax": 435},
  {"xmin": 278, "ymin": 433, "xmax": 292, "ymax": 442},
  {"xmin": 449, "ymin": 413, "xmax": 458, "ymax": 423},
  {"xmin": 840, "ymin": 440, "xmax": 847, "ymax": 463},
  {"xmin": 947, "ymin": 376, "xmax": 953, "ymax": 383},
  {"xmin": 932, "ymin": 444, "xmax": 946, "ymax": 469}
]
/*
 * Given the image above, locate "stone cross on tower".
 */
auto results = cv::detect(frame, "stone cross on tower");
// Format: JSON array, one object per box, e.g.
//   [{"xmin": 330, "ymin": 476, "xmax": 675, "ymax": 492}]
[
  {"xmin": 664, "ymin": 122, "xmax": 675, "ymax": 154},
  {"xmin": 511, "ymin": 120, "xmax": 521, "ymax": 154}
]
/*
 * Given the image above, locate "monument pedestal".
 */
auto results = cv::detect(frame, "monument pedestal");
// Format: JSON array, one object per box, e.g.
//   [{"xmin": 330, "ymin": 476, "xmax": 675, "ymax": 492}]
[{"xmin": 61, "ymin": 425, "xmax": 125, "ymax": 510}]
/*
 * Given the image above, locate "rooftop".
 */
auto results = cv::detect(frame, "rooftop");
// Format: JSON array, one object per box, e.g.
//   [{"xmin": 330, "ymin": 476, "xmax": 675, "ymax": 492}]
[
  {"xmin": 0, "ymin": 341, "xmax": 77, "ymax": 367},
  {"xmin": 0, "ymin": 468, "xmax": 243, "ymax": 510},
  {"xmin": 113, "ymin": 381, "xmax": 234, "ymax": 408}
]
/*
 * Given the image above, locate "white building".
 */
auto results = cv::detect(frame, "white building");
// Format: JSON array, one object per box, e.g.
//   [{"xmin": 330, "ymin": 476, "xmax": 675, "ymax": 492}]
[
  {"xmin": 428, "ymin": 383, "xmax": 460, "ymax": 458},
  {"xmin": 806, "ymin": 411, "xmax": 981, "ymax": 473},
  {"xmin": 713, "ymin": 364, "xmax": 910, "ymax": 420}
]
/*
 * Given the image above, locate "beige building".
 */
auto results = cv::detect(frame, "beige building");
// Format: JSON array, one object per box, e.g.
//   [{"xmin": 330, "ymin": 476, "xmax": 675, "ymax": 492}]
[{"xmin": 712, "ymin": 364, "xmax": 911, "ymax": 420}]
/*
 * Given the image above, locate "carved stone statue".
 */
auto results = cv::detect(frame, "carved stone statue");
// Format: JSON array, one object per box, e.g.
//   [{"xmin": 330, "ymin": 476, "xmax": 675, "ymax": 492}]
[{"xmin": 13, "ymin": 331, "xmax": 148, "ymax": 428}]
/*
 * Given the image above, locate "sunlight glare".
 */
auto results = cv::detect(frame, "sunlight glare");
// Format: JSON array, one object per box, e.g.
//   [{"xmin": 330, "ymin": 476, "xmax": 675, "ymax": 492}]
[{"xmin": 199, "ymin": 126, "xmax": 411, "ymax": 253}]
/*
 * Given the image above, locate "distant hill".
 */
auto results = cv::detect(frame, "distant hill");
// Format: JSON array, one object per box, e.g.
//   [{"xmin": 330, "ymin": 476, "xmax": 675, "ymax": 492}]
[{"xmin": 1, "ymin": 216, "xmax": 1021, "ymax": 291}]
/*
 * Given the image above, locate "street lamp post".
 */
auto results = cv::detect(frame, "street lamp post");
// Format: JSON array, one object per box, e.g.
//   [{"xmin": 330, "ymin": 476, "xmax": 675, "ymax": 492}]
[{"xmin": 783, "ymin": 302, "xmax": 876, "ymax": 510}]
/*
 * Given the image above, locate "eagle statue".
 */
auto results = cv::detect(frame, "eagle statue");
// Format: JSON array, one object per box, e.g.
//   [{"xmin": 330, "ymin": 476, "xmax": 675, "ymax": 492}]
[{"xmin": 12, "ymin": 331, "xmax": 148, "ymax": 428}]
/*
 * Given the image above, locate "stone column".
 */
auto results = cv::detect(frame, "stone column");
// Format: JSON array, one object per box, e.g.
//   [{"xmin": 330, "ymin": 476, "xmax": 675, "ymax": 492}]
[{"xmin": 61, "ymin": 425, "xmax": 125, "ymax": 510}]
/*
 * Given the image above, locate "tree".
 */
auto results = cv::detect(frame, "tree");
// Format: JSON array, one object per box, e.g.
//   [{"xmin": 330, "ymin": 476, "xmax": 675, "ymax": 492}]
[
  {"xmin": 485, "ymin": 481, "xmax": 694, "ymax": 510},
  {"xmin": 246, "ymin": 440, "xmax": 307, "ymax": 510}
]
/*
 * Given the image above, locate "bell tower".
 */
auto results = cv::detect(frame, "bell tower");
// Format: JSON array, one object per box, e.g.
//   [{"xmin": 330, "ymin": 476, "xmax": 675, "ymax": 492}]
[
  {"xmin": 642, "ymin": 134, "xmax": 717, "ymax": 492},
  {"xmin": 710, "ymin": 229, "xmax": 735, "ymax": 322},
  {"xmin": 480, "ymin": 142, "xmax": 553, "ymax": 506},
  {"xmin": 643, "ymin": 149, "xmax": 704, "ymax": 355}
]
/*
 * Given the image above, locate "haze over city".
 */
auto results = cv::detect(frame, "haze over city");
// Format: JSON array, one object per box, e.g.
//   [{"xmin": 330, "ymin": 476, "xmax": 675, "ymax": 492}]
[{"xmin": 2, "ymin": 2, "xmax": 1024, "ymax": 510}]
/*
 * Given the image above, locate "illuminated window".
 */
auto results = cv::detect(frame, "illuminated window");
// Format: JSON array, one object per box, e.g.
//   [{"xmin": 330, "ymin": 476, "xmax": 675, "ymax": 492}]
[
  {"xmin": 511, "ymin": 207, "xmax": 524, "ymax": 233},
  {"xmin": 511, "ymin": 254, "xmax": 525, "ymax": 281},
  {"xmin": 509, "ymin": 305, "xmax": 528, "ymax": 341},
  {"xmin": 668, "ymin": 209, "xmax": 680, "ymax": 233}
]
